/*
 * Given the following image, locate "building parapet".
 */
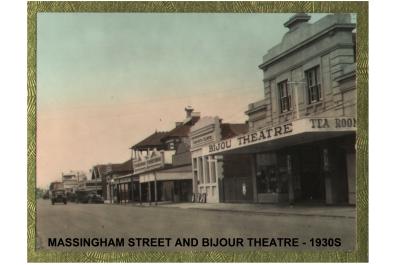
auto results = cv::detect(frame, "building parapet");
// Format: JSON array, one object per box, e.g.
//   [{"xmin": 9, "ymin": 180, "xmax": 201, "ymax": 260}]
[
  {"xmin": 260, "ymin": 14, "xmax": 355, "ymax": 70},
  {"xmin": 245, "ymin": 98, "xmax": 267, "ymax": 115}
]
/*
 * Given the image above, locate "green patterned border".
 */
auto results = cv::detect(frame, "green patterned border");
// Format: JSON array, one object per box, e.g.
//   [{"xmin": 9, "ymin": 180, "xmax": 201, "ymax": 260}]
[{"xmin": 27, "ymin": 1, "xmax": 368, "ymax": 262}]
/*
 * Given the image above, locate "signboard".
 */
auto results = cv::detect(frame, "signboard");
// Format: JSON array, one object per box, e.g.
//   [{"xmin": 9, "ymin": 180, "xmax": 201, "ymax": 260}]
[
  {"xmin": 205, "ymin": 117, "xmax": 356, "ymax": 155},
  {"xmin": 190, "ymin": 116, "xmax": 221, "ymax": 150},
  {"xmin": 191, "ymin": 134, "xmax": 215, "ymax": 148},
  {"xmin": 133, "ymin": 151, "xmax": 165, "ymax": 175}
]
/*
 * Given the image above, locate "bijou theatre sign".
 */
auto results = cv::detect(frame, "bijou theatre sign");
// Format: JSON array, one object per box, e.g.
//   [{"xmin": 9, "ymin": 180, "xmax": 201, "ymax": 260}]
[{"xmin": 206, "ymin": 117, "xmax": 356, "ymax": 155}]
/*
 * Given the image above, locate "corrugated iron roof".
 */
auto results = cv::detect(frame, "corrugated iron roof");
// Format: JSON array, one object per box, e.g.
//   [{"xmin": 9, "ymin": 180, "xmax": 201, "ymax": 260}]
[
  {"xmin": 111, "ymin": 159, "xmax": 133, "ymax": 173},
  {"xmin": 161, "ymin": 116, "xmax": 201, "ymax": 140}
]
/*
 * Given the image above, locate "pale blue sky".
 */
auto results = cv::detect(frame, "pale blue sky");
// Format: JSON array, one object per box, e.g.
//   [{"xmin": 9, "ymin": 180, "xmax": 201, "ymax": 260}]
[
  {"xmin": 37, "ymin": 13, "xmax": 329, "ymax": 187},
  {"xmin": 37, "ymin": 13, "xmax": 328, "ymax": 109}
]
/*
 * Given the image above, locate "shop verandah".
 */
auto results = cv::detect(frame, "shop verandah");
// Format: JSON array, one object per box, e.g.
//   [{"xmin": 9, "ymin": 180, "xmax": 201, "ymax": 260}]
[
  {"xmin": 137, "ymin": 165, "xmax": 193, "ymax": 205},
  {"xmin": 204, "ymin": 118, "xmax": 356, "ymax": 205},
  {"xmin": 109, "ymin": 173, "xmax": 190, "ymax": 205},
  {"xmin": 109, "ymin": 174, "xmax": 140, "ymax": 204},
  {"xmin": 218, "ymin": 134, "xmax": 355, "ymax": 205}
]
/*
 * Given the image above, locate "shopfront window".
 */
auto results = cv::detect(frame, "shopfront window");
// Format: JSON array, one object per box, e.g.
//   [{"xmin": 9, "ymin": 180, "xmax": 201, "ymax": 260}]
[
  {"xmin": 256, "ymin": 166, "xmax": 277, "ymax": 193},
  {"xmin": 256, "ymin": 153, "xmax": 288, "ymax": 193}
]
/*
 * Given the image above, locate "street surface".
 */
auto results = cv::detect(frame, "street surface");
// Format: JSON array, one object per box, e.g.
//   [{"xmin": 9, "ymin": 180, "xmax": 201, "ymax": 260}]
[{"xmin": 36, "ymin": 199, "xmax": 355, "ymax": 251}]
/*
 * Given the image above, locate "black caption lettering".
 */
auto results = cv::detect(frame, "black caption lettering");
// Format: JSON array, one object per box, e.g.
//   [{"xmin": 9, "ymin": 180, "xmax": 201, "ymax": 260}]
[{"xmin": 309, "ymin": 238, "xmax": 341, "ymax": 247}]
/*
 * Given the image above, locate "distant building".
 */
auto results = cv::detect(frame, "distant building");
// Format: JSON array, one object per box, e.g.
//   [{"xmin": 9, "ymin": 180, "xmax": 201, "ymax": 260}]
[
  {"xmin": 61, "ymin": 172, "xmax": 78, "ymax": 194},
  {"xmin": 77, "ymin": 178, "xmax": 102, "ymax": 195},
  {"xmin": 90, "ymin": 165, "xmax": 109, "ymax": 197}
]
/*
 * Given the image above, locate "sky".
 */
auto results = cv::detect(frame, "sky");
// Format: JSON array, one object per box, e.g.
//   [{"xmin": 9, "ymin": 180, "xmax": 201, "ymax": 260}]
[{"xmin": 36, "ymin": 13, "xmax": 328, "ymax": 188}]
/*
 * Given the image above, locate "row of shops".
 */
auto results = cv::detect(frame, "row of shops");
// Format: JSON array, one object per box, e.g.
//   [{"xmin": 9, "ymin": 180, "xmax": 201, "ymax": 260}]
[
  {"xmin": 90, "ymin": 13, "xmax": 357, "ymax": 206},
  {"xmin": 190, "ymin": 117, "xmax": 356, "ymax": 205},
  {"xmin": 91, "ymin": 107, "xmax": 199, "ymax": 205}
]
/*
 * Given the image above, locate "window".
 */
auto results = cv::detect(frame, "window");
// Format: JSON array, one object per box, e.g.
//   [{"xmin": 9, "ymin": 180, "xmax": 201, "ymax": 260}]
[
  {"xmin": 210, "ymin": 158, "xmax": 216, "ymax": 183},
  {"xmin": 198, "ymin": 157, "xmax": 203, "ymax": 184},
  {"xmin": 192, "ymin": 158, "xmax": 198, "ymax": 185},
  {"xmin": 168, "ymin": 142, "xmax": 175, "ymax": 150},
  {"xmin": 204, "ymin": 157, "xmax": 210, "ymax": 184},
  {"xmin": 278, "ymin": 80, "xmax": 291, "ymax": 113},
  {"xmin": 305, "ymin": 66, "xmax": 322, "ymax": 104}
]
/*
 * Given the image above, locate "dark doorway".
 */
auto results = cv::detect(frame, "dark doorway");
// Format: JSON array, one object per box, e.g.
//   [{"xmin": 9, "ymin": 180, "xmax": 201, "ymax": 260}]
[
  {"xmin": 173, "ymin": 180, "xmax": 192, "ymax": 202},
  {"xmin": 298, "ymin": 145, "xmax": 325, "ymax": 202},
  {"xmin": 328, "ymin": 146, "xmax": 349, "ymax": 204},
  {"xmin": 223, "ymin": 154, "xmax": 254, "ymax": 202}
]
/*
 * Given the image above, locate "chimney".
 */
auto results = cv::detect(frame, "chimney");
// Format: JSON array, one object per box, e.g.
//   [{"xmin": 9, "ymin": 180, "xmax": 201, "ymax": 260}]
[
  {"xmin": 185, "ymin": 106, "xmax": 194, "ymax": 118},
  {"xmin": 191, "ymin": 112, "xmax": 201, "ymax": 117},
  {"xmin": 284, "ymin": 13, "xmax": 311, "ymax": 31}
]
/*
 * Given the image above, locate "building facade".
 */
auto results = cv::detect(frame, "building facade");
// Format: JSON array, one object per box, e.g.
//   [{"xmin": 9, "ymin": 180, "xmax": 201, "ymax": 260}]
[
  {"xmin": 105, "ymin": 159, "xmax": 137, "ymax": 204},
  {"xmin": 61, "ymin": 172, "xmax": 79, "ymax": 194},
  {"xmin": 189, "ymin": 13, "xmax": 356, "ymax": 205},
  {"xmin": 90, "ymin": 164, "xmax": 108, "ymax": 198},
  {"xmin": 190, "ymin": 117, "xmax": 249, "ymax": 203},
  {"xmin": 76, "ymin": 178, "xmax": 102, "ymax": 195},
  {"xmin": 131, "ymin": 108, "xmax": 200, "ymax": 204}
]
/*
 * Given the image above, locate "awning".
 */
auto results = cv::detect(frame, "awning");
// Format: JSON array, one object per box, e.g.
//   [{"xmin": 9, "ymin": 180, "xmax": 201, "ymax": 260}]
[
  {"xmin": 113, "ymin": 173, "xmax": 138, "ymax": 184},
  {"xmin": 203, "ymin": 117, "xmax": 356, "ymax": 155},
  {"xmin": 139, "ymin": 165, "xmax": 192, "ymax": 183}
]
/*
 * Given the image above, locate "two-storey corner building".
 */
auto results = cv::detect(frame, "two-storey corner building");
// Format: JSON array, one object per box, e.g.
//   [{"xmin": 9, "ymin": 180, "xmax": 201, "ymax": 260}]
[
  {"xmin": 130, "ymin": 130, "xmax": 169, "ymax": 203},
  {"xmin": 155, "ymin": 108, "xmax": 201, "ymax": 203},
  {"xmin": 190, "ymin": 13, "xmax": 356, "ymax": 205},
  {"xmin": 252, "ymin": 13, "xmax": 356, "ymax": 205},
  {"xmin": 254, "ymin": 13, "xmax": 356, "ymax": 128},
  {"xmin": 130, "ymin": 107, "xmax": 201, "ymax": 204}
]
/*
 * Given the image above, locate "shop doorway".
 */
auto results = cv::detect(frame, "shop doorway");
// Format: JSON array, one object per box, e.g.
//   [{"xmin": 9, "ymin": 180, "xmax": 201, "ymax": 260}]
[
  {"xmin": 327, "ymin": 146, "xmax": 349, "ymax": 204},
  {"xmin": 298, "ymin": 145, "xmax": 325, "ymax": 202},
  {"xmin": 222, "ymin": 154, "xmax": 254, "ymax": 203},
  {"xmin": 173, "ymin": 180, "xmax": 193, "ymax": 202},
  {"xmin": 144, "ymin": 182, "xmax": 155, "ymax": 202}
]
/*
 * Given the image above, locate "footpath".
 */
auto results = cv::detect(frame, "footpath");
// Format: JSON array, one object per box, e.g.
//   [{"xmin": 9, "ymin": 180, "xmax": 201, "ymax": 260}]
[{"xmin": 116, "ymin": 201, "xmax": 356, "ymax": 219}]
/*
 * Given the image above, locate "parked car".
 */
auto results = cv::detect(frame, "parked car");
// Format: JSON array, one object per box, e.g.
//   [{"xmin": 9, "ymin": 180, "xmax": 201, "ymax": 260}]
[
  {"xmin": 49, "ymin": 181, "xmax": 67, "ymax": 205},
  {"xmin": 75, "ymin": 190, "xmax": 104, "ymax": 204},
  {"xmin": 87, "ymin": 194, "xmax": 104, "ymax": 204},
  {"xmin": 66, "ymin": 192, "xmax": 77, "ymax": 202},
  {"xmin": 42, "ymin": 190, "xmax": 50, "ymax": 199},
  {"xmin": 51, "ymin": 189, "xmax": 67, "ymax": 205}
]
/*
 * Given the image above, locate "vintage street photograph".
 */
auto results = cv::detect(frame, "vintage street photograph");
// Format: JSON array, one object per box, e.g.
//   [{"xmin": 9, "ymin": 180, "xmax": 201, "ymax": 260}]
[{"xmin": 35, "ymin": 11, "xmax": 357, "ymax": 252}]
